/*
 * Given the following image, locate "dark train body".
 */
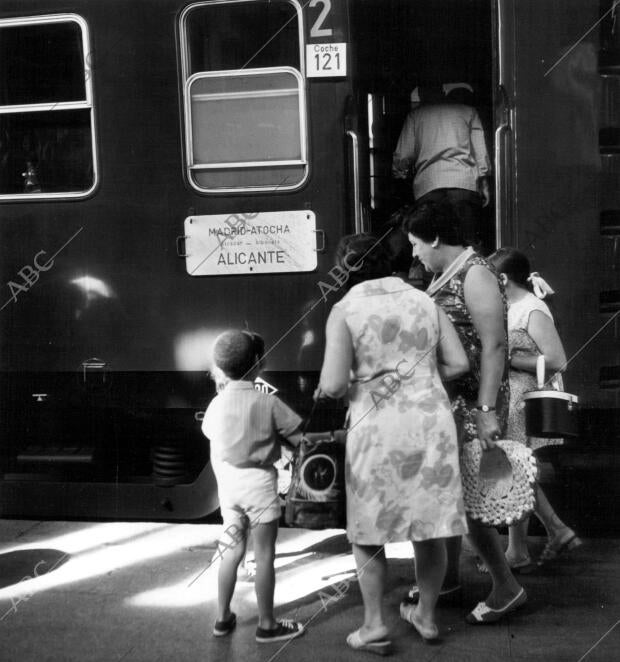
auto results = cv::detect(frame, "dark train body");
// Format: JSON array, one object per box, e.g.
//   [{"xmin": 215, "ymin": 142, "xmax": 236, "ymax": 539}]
[{"xmin": 0, "ymin": 0, "xmax": 617, "ymax": 523}]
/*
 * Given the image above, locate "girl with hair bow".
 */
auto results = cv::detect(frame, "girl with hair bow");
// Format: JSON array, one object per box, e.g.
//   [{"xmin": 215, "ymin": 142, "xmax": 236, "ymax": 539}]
[
  {"xmin": 527, "ymin": 272, "xmax": 555, "ymax": 300},
  {"xmin": 488, "ymin": 248, "xmax": 581, "ymax": 570}
]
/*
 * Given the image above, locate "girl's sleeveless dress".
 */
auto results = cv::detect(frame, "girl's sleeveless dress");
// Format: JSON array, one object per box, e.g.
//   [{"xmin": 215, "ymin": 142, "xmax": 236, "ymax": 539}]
[
  {"xmin": 335, "ymin": 276, "xmax": 468, "ymax": 545},
  {"xmin": 507, "ymin": 293, "xmax": 564, "ymax": 450}
]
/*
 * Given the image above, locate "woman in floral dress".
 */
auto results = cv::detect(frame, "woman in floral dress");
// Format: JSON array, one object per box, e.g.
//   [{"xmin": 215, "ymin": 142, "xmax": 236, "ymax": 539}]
[
  {"xmin": 403, "ymin": 200, "xmax": 526, "ymax": 624},
  {"xmin": 317, "ymin": 233, "xmax": 470, "ymax": 651}
]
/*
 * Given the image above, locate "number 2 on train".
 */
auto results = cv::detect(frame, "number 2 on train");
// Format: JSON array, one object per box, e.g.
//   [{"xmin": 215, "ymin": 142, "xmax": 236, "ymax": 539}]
[{"xmin": 310, "ymin": 0, "xmax": 333, "ymax": 38}]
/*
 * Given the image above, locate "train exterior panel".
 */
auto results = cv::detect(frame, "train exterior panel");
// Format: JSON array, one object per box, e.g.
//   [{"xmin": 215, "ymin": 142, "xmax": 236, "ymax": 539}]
[
  {"xmin": 0, "ymin": 0, "xmax": 355, "ymax": 519},
  {"xmin": 0, "ymin": 0, "xmax": 617, "ymax": 520},
  {"xmin": 496, "ymin": 0, "xmax": 620, "ymax": 446}
]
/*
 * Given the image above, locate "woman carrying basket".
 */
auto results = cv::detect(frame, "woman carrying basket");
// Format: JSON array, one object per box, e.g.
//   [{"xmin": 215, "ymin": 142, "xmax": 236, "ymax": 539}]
[
  {"xmin": 403, "ymin": 200, "xmax": 526, "ymax": 624},
  {"xmin": 488, "ymin": 247, "xmax": 582, "ymax": 568}
]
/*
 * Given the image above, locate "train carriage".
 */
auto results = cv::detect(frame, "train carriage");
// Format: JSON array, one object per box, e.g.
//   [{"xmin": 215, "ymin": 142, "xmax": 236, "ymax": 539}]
[{"xmin": 0, "ymin": 0, "xmax": 618, "ymax": 522}]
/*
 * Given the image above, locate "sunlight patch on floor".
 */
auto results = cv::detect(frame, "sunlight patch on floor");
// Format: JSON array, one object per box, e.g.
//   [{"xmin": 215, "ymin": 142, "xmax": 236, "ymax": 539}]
[
  {"xmin": 127, "ymin": 529, "xmax": 353, "ymax": 609},
  {"xmin": 0, "ymin": 523, "xmax": 215, "ymax": 602}
]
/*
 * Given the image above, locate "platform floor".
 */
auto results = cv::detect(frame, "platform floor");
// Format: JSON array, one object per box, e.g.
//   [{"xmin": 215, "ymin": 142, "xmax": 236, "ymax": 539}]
[{"xmin": 0, "ymin": 520, "xmax": 619, "ymax": 662}]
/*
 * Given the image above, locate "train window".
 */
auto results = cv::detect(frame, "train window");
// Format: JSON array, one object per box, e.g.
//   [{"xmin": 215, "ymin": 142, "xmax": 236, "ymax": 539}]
[
  {"xmin": 0, "ymin": 15, "xmax": 97, "ymax": 200},
  {"xmin": 180, "ymin": 1, "xmax": 307, "ymax": 193},
  {"xmin": 183, "ymin": 0, "xmax": 301, "ymax": 74},
  {"xmin": 185, "ymin": 68, "xmax": 306, "ymax": 190}
]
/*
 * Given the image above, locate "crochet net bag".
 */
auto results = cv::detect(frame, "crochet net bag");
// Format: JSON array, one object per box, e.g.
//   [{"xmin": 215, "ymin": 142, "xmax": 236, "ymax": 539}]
[{"xmin": 461, "ymin": 440, "xmax": 538, "ymax": 526}]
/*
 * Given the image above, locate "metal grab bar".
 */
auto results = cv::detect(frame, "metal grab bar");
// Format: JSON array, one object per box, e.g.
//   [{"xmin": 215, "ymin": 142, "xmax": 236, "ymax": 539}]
[
  {"xmin": 347, "ymin": 130, "xmax": 362, "ymax": 233},
  {"xmin": 497, "ymin": 0, "xmax": 507, "ymax": 89},
  {"xmin": 494, "ymin": 121, "xmax": 511, "ymax": 247},
  {"xmin": 495, "ymin": 0, "xmax": 514, "ymax": 248}
]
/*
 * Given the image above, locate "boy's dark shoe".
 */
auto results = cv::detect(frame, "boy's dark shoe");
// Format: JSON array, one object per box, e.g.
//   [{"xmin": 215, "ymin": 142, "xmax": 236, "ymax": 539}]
[
  {"xmin": 213, "ymin": 612, "xmax": 236, "ymax": 637},
  {"xmin": 255, "ymin": 619, "xmax": 305, "ymax": 643}
]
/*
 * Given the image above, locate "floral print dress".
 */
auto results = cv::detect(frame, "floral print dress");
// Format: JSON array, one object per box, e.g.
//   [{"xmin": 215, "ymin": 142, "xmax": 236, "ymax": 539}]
[
  {"xmin": 429, "ymin": 254, "xmax": 510, "ymax": 447},
  {"xmin": 334, "ymin": 277, "xmax": 468, "ymax": 545}
]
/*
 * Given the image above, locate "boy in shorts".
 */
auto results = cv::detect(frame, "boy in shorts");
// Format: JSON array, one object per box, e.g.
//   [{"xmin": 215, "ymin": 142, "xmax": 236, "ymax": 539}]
[{"xmin": 202, "ymin": 330, "xmax": 305, "ymax": 643}]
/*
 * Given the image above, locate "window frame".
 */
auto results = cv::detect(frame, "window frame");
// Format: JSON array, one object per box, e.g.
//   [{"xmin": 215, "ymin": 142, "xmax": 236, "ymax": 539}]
[
  {"xmin": 179, "ymin": 0, "xmax": 308, "ymax": 194},
  {"xmin": 184, "ymin": 66, "xmax": 308, "ymax": 191},
  {"xmin": 0, "ymin": 13, "xmax": 99, "ymax": 202}
]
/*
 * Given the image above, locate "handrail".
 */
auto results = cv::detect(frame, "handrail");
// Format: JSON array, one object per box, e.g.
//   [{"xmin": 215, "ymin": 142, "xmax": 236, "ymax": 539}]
[
  {"xmin": 494, "ymin": 0, "xmax": 514, "ymax": 248},
  {"xmin": 497, "ymin": 0, "xmax": 506, "ymax": 88},
  {"xmin": 494, "ymin": 121, "xmax": 510, "ymax": 247},
  {"xmin": 347, "ymin": 129, "xmax": 362, "ymax": 233}
]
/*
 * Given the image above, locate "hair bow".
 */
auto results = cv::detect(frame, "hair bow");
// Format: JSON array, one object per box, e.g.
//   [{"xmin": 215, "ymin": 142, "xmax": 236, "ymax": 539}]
[{"xmin": 527, "ymin": 272, "xmax": 555, "ymax": 299}]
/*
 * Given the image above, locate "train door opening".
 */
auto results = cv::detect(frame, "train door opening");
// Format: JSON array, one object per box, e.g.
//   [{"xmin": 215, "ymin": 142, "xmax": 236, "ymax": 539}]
[{"xmin": 348, "ymin": 0, "xmax": 495, "ymax": 250}]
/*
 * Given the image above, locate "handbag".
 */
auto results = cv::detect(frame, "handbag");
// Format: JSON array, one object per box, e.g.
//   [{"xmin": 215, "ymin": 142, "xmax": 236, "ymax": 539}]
[
  {"xmin": 522, "ymin": 356, "xmax": 579, "ymax": 438},
  {"xmin": 284, "ymin": 429, "xmax": 347, "ymax": 530},
  {"xmin": 461, "ymin": 439, "xmax": 538, "ymax": 527}
]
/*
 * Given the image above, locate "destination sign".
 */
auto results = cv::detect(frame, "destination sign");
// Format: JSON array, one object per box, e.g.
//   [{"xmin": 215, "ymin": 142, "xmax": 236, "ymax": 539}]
[{"xmin": 183, "ymin": 211, "xmax": 318, "ymax": 276}]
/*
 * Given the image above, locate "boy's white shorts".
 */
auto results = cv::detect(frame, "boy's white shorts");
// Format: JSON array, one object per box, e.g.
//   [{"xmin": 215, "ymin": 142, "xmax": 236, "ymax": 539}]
[{"xmin": 212, "ymin": 461, "xmax": 281, "ymax": 529}]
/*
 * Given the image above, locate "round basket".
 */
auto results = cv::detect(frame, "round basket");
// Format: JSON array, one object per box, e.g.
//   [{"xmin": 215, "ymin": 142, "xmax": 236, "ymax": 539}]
[{"xmin": 461, "ymin": 440, "xmax": 538, "ymax": 527}]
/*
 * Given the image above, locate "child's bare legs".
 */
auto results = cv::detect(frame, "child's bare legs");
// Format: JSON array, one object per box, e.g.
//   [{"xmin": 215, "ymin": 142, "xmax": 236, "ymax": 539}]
[
  {"xmin": 243, "ymin": 551, "xmax": 257, "ymax": 579},
  {"xmin": 217, "ymin": 522, "xmax": 248, "ymax": 622},
  {"xmin": 252, "ymin": 519, "xmax": 279, "ymax": 631}
]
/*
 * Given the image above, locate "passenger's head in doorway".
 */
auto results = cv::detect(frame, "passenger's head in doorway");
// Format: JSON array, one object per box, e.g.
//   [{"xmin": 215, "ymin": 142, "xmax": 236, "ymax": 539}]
[
  {"xmin": 417, "ymin": 84, "xmax": 445, "ymax": 104},
  {"xmin": 211, "ymin": 329, "xmax": 265, "ymax": 385},
  {"xmin": 445, "ymin": 84, "xmax": 475, "ymax": 106},
  {"xmin": 335, "ymin": 232, "xmax": 391, "ymax": 290}
]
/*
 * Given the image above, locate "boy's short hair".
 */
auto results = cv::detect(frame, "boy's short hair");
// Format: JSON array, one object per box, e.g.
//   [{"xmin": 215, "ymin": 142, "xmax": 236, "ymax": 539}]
[{"xmin": 212, "ymin": 330, "xmax": 265, "ymax": 380}]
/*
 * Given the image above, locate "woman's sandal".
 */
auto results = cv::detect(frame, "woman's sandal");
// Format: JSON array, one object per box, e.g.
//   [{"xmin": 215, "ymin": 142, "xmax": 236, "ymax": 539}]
[
  {"xmin": 399, "ymin": 603, "xmax": 440, "ymax": 643},
  {"xmin": 465, "ymin": 588, "xmax": 527, "ymax": 624},
  {"xmin": 346, "ymin": 629, "xmax": 393, "ymax": 656},
  {"xmin": 537, "ymin": 532, "xmax": 582, "ymax": 567}
]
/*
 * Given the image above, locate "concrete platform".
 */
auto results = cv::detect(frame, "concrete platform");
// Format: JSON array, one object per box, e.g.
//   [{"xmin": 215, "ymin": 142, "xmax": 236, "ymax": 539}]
[{"xmin": 0, "ymin": 520, "xmax": 618, "ymax": 661}]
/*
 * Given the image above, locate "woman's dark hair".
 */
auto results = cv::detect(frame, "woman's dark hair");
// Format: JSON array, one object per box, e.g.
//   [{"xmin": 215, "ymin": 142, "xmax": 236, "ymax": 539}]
[
  {"xmin": 489, "ymin": 247, "xmax": 559, "ymax": 327},
  {"xmin": 335, "ymin": 232, "xmax": 391, "ymax": 289},
  {"xmin": 401, "ymin": 199, "xmax": 465, "ymax": 246},
  {"xmin": 487, "ymin": 247, "xmax": 531, "ymax": 289},
  {"xmin": 382, "ymin": 206, "xmax": 415, "ymax": 274}
]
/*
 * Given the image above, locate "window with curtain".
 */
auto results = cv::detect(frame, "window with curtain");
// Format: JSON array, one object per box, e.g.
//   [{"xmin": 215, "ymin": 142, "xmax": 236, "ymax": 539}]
[{"xmin": 181, "ymin": 0, "xmax": 307, "ymax": 192}]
